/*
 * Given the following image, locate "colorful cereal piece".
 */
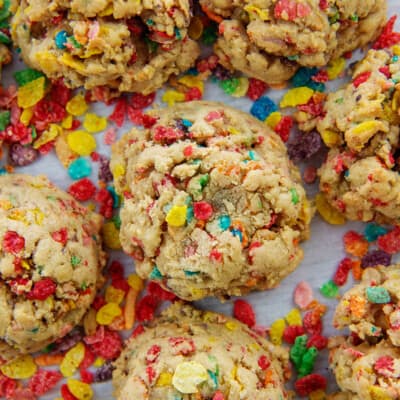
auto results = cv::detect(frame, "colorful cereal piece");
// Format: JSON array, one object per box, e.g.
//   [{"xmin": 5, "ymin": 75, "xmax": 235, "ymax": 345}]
[
  {"xmin": 67, "ymin": 131, "xmax": 96, "ymax": 156},
  {"xmin": 165, "ymin": 205, "xmax": 187, "ymax": 227},
  {"xmin": 294, "ymin": 281, "xmax": 313, "ymax": 309},
  {"xmin": 66, "ymin": 94, "xmax": 88, "ymax": 116},
  {"xmin": 0, "ymin": 355, "xmax": 37, "ymax": 379},
  {"xmin": 315, "ymin": 193, "xmax": 346, "ymax": 225},
  {"xmin": 60, "ymin": 342, "xmax": 85, "ymax": 377},
  {"xmin": 83, "ymin": 113, "xmax": 107, "ymax": 133},
  {"xmin": 285, "ymin": 308, "xmax": 302, "ymax": 326},
  {"xmin": 320, "ymin": 280, "xmax": 339, "ymax": 298},
  {"xmin": 67, "ymin": 378, "xmax": 93, "ymax": 400},
  {"xmin": 68, "ymin": 157, "xmax": 92, "ymax": 180},
  {"xmin": 269, "ymin": 318, "xmax": 286, "ymax": 345},
  {"xmin": 366, "ymin": 286, "xmax": 391, "ymax": 304},
  {"xmin": 280, "ymin": 87, "xmax": 314, "ymax": 108},
  {"xmin": 17, "ymin": 77, "xmax": 46, "ymax": 108},
  {"xmin": 96, "ymin": 302, "xmax": 122, "ymax": 325},
  {"xmin": 102, "ymin": 221, "xmax": 121, "ymax": 249},
  {"xmin": 172, "ymin": 361, "xmax": 208, "ymax": 393}
]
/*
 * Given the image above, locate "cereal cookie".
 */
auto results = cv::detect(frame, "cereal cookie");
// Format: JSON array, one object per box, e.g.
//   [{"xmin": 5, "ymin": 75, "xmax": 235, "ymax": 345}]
[
  {"xmin": 318, "ymin": 48, "xmax": 400, "ymax": 223},
  {"xmin": 113, "ymin": 302, "xmax": 291, "ymax": 400},
  {"xmin": 0, "ymin": 174, "xmax": 105, "ymax": 363},
  {"xmin": 333, "ymin": 265, "xmax": 400, "ymax": 346},
  {"xmin": 111, "ymin": 101, "xmax": 313, "ymax": 301},
  {"xmin": 11, "ymin": 0, "xmax": 200, "ymax": 94},
  {"xmin": 200, "ymin": 0, "xmax": 386, "ymax": 85}
]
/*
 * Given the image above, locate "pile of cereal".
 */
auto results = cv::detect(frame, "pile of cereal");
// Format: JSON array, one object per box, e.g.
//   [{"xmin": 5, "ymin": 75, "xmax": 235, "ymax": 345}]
[
  {"xmin": 112, "ymin": 302, "xmax": 291, "ymax": 399},
  {"xmin": 0, "ymin": 174, "xmax": 105, "ymax": 363},
  {"xmin": 198, "ymin": 0, "xmax": 387, "ymax": 85},
  {"xmin": 11, "ymin": 0, "xmax": 200, "ymax": 94},
  {"xmin": 111, "ymin": 101, "xmax": 313, "ymax": 300}
]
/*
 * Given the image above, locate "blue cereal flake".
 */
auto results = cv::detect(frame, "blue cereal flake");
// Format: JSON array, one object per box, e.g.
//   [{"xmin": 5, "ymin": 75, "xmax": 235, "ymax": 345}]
[
  {"xmin": 250, "ymin": 96, "xmax": 277, "ymax": 121},
  {"xmin": 218, "ymin": 215, "xmax": 231, "ymax": 231},
  {"xmin": 150, "ymin": 266, "xmax": 163, "ymax": 280},
  {"xmin": 107, "ymin": 186, "xmax": 120, "ymax": 208},
  {"xmin": 184, "ymin": 270, "xmax": 200, "ymax": 276},
  {"xmin": 55, "ymin": 30, "xmax": 68, "ymax": 49},
  {"xmin": 291, "ymin": 67, "xmax": 325, "ymax": 92},
  {"xmin": 364, "ymin": 224, "xmax": 388, "ymax": 242},
  {"xmin": 366, "ymin": 286, "xmax": 391, "ymax": 304},
  {"xmin": 68, "ymin": 157, "xmax": 92, "ymax": 180}
]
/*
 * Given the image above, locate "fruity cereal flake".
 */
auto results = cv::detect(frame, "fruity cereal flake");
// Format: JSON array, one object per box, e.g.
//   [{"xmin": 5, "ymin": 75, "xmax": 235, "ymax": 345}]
[{"xmin": 111, "ymin": 101, "xmax": 313, "ymax": 301}]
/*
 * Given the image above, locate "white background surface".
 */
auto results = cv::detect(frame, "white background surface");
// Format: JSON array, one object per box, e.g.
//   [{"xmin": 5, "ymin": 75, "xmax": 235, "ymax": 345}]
[{"xmin": 2, "ymin": 2, "xmax": 399, "ymax": 398}]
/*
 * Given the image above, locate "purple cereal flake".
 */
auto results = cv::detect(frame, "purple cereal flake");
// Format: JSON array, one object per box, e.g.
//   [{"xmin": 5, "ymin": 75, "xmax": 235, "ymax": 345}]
[
  {"xmin": 9, "ymin": 143, "xmax": 39, "ymax": 166},
  {"xmin": 94, "ymin": 361, "xmax": 115, "ymax": 382},
  {"xmin": 361, "ymin": 249, "xmax": 392, "ymax": 268},
  {"xmin": 287, "ymin": 131, "xmax": 323, "ymax": 163},
  {"xmin": 212, "ymin": 65, "xmax": 233, "ymax": 81},
  {"xmin": 98, "ymin": 154, "xmax": 113, "ymax": 182}
]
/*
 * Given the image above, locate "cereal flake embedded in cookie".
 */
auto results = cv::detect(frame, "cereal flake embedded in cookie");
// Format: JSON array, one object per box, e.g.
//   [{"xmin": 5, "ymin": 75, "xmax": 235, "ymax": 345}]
[
  {"xmin": 0, "ymin": 174, "xmax": 105, "ymax": 363},
  {"xmin": 113, "ymin": 302, "xmax": 291, "ymax": 400},
  {"xmin": 111, "ymin": 101, "xmax": 313, "ymax": 301},
  {"xmin": 200, "ymin": 0, "xmax": 387, "ymax": 85},
  {"xmin": 318, "ymin": 48, "xmax": 400, "ymax": 224},
  {"xmin": 11, "ymin": 0, "xmax": 200, "ymax": 94}
]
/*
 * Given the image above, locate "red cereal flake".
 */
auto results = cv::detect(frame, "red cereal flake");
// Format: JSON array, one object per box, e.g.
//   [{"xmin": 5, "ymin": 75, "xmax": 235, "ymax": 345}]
[
  {"xmin": 89, "ymin": 327, "xmax": 122, "ymax": 360},
  {"xmin": 377, "ymin": 226, "xmax": 400, "ymax": 254},
  {"xmin": 2, "ymin": 231, "xmax": 25, "ymax": 254},
  {"xmin": 311, "ymin": 70, "xmax": 328, "ymax": 83},
  {"xmin": 8, "ymin": 388, "xmax": 36, "ymax": 400},
  {"xmin": 183, "ymin": 145, "xmax": 193, "ymax": 157},
  {"xmin": 127, "ymin": 107, "xmax": 144, "ymax": 125},
  {"xmin": 258, "ymin": 355, "xmax": 271, "ymax": 370},
  {"xmin": 108, "ymin": 260, "xmax": 124, "ymax": 280},
  {"xmin": 212, "ymin": 391, "xmax": 224, "ymax": 400},
  {"xmin": 153, "ymin": 126, "xmax": 184, "ymax": 144},
  {"xmin": 147, "ymin": 282, "xmax": 176, "ymax": 301},
  {"xmin": 333, "ymin": 257, "xmax": 353, "ymax": 286},
  {"xmin": 50, "ymin": 79, "xmax": 72, "ymax": 107},
  {"xmin": 146, "ymin": 345, "xmax": 161, "ymax": 364},
  {"xmin": 303, "ymin": 310, "xmax": 322, "ymax": 335},
  {"xmin": 80, "ymin": 345, "xmax": 95, "ymax": 369},
  {"xmin": 343, "ymin": 230, "xmax": 369, "ymax": 257},
  {"xmin": 80, "ymin": 368, "xmax": 94, "ymax": 384},
  {"xmin": 294, "ymin": 281, "xmax": 313, "ymax": 309},
  {"xmin": 109, "ymin": 98, "xmax": 127, "ymax": 127},
  {"xmin": 233, "ymin": 299, "xmax": 256, "ymax": 328},
  {"xmin": 142, "ymin": 114, "xmax": 158, "ymax": 128},
  {"xmin": 169, "ymin": 337, "xmax": 196, "ymax": 356},
  {"xmin": 353, "ymin": 71, "xmax": 372, "ymax": 88},
  {"xmin": 112, "ymin": 277, "xmax": 130, "ymax": 294},
  {"xmin": 209, "ymin": 248, "xmax": 223, "ymax": 263},
  {"xmin": 61, "ymin": 384, "xmax": 78, "ymax": 400},
  {"xmin": 379, "ymin": 65, "xmax": 391, "ymax": 78},
  {"xmin": 0, "ymin": 374, "xmax": 16, "ymax": 398},
  {"xmin": 306, "ymin": 334, "xmax": 328, "ymax": 350},
  {"xmin": 373, "ymin": 16, "xmax": 400, "ymax": 50},
  {"xmin": 28, "ymin": 369, "xmax": 62, "ymax": 396},
  {"xmin": 247, "ymin": 78, "xmax": 268, "ymax": 100},
  {"xmin": 129, "ymin": 92, "xmax": 156, "ymax": 109},
  {"xmin": 374, "ymin": 355, "xmax": 394, "ymax": 376},
  {"xmin": 298, "ymin": 97, "xmax": 325, "ymax": 116},
  {"xmin": 95, "ymin": 188, "xmax": 113, "ymax": 218},
  {"xmin": 193, "ymin": 201, "xmax": 213, "ymax": 220},
  {"xmin": 92, "ymin": 296, "xmax": 106, "ymax": 311},
  {"xmin": 185, "ymin": 87, "xmax": 203, "ymax": 101},
  {"xmin": 32, "ymin": 99, "xmax": 67, "ymax": 130},
  {"xmin": 136, "ymin": 294, "xmax": 159, "ymax": 322},
  {"xmin": 294, "ymin": 373, "xmax": 327, "ymax": 396},
  {"xmin": 27, "ymin": 278, "xmax": 57, "ymax": 300},
  {"xmin": 283, "ymin": 325, "xmax": 305, "ymax": 344},
  {"xmin": 303, "ymin": 166, "xmax": 317, "ymax": 184},
  {"xmin": 274, "ymin": 0, "xmax": 311, "ymax": 20},
  {"xmin": 68, "ymin": 178, "xmax": 96, "ymax": 202},
  {"xmin": 146, "ymin": 366, "xmax": 156, "ymax": 384},
  {"xmin": 274, "ymin": 115, "xmax": 293, "ymax": 142},
  {"xmin": 51, "ymin": 227, "xmax": 68, "ymax": 246}
]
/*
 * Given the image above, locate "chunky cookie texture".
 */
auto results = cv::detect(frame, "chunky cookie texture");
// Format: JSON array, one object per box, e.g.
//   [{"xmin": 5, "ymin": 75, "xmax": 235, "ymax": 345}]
[
  {"xmin": 111, "ymin": 101, "xmax": 313, "ymax": 301},
  {"xmin": 318, "ymin": 48, "xmax": 400, "ymax": 224},
  {"xmin": 330, "ymin": 266, "xmax": 400, "ymax": 399},
  {"xmin": 113, "ymin": 303, "xmax": 291, "ymax": 400},
  {"xmin": 200, "ymin": 0, "xmax": 386, "ymax": 85},
  {"xmin": 0, "ymin": 174, "xmax": 105, "ymax": 363},
  {"xmin": 11, "ymin": 0, "xmax": 200, "ymax": 94}
]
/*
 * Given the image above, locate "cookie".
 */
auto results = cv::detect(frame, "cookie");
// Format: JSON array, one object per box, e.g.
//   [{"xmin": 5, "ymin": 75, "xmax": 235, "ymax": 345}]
[
  {"xmin": 111, "ymin": 101, "xmax": 313, "ymax": 301},
  {"xmin": 330, "ymin": 265, "xmax": 400, "ymax": 399},
  {"xmin": 0, "ymin": 174, "xmax": 105, "ymax": 363},
  {"xmin": 113, "ymin": 302, "xmax": 290, "ymax": 400},
  {"xmin": 329, "ymin": 338, "xmax": 400, "ymax": 400},
  {"xmin": 333, "ymin": 265, "xmax": 400, "ymax": 345},
  {"xmin": 200, "ymin": 0, "xmax": 387, "ymax": 85},
  {"xmin": 318, "ymin": 48, "xmax": 400, "ymax": 223},
  {"xmin": 11, "ymin": 0, "xmax": 200, "ymax": 94}
]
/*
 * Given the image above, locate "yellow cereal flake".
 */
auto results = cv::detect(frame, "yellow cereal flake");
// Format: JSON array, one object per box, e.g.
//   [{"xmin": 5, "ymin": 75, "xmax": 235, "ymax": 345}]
[
  {"xmin": 96, "ymin": 302, "xmax": 122, "ymax": 325},
  {"xmin": 320, "ymin": 129, "xmax": 342, "ymax": 147},
  {"xmin": 244, "ymin": 4, "xmax": 270, "ymax": 20},
  {"xmin": 33, "ymin": 123, "xmax": 62, "ymax": 149},
  {"xmin": 59, "ymin": 53, "xmax": 85, "ymax": 72},
  {"xmin": 178, "ymin": 75, "xmax": 204, "ymax": 93},
  {"xmin": 156, "ymin": 372, "xmax": 173, "ymax": 387},
  {"xmin": 102, "ymin": 221, "xmax": 122, "ymax": 249},
  {"xmin": 67, "ymin": 130, "xmax": 96, "ymax": 156},
  {"xmin": 285, "ymin": 308, "xmax": 302, "ymax": 326},
  {"xmin": 165, "ymin": 205, "xmax": 187, "ymax": 227},
  {"xmin": 0, "ymin": 355, "xmax": 37, "ymax": 379},
  {"xmin": 315, "ymin": 193, "xmax": 346, "ymax": 225},
  {"xmin": 327, "ymin": 57, "xmax": 346, "ymax": 80},
  {"xmin": 83, "ymin": 113, "xmax": 107, "ymax": 133},
  {"xmin": 265, "ymin": 111, "xmax": 282, "ymax": 128},
  {"xmin": 269, "ymin": 318, "xmax": 286, "ymax": 345},
  {"xmin": 67, "ymin": 379, "xmax": 93, "ymax": 400},
  {"xmin": 35, "ymin": 52, "xmax": 59, "ymax": 73},
  {"xmin": 17, "ymin": 77, "xmax": 46, "ymax": 108},
  {"xmin": 127, "ymin": 274, "xmax": 144, "ymax": 292},
  {"xmin": 60, "ymin": 342, "xmax": 85, "ymax": 377},
  {"xmin": 345, "ymin": 120, "xmax": 388, "ymax": 152},
  {"xmin": 20, "ymin": 107, "xmax": 34, "ymax": 126},
  {"xmin": 172, "ymin": 361, "xmax": 208, "ymax": 394},
  {"xmin": 62, "ymin": 114, "xmax": 73, "ymax": 129},
  {"xmin": 232, "ymin": 77, "xmax": 250, "ymax": 97},
  {"xmin": 280, "ymin": 87, "xmax": 314, "ymax": 108},
  {"xmin": 66, "ymin": 94, "xmax": 88, "ymax": 116},
  {"xmin": 162, "ymin": 90, "xmax": 185, "ymax": 106},
  {"xmin": 368, "ymin": 386, "xmax": 392, "ymax": 400},
  {"xmin": 105, "ymin": 286, "xmax": 125, "ymax": 305}
]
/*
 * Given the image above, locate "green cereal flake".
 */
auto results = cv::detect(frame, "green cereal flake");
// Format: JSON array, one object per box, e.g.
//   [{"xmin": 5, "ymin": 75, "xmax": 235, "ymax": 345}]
[
  {"xmin": 71, "ymin": 255, "xmax": 81, "ymax": 267},
  {"xmin": 14, "ymin": 68, "xmax": 45, "ymax": 87},
  {"xmin": 290, "ymin": 188, "xmax": 299, "ymax": 204},
  {"xmin": 366, "ymin": 286, "xmax": 391, "ymax": 304},
  {"xmin": 320, "ymin": 280, "xmax": 339, "ymax": 298},
  {"xmin": 0, "ymin": 110, "xmax": 10, "ymax": 131}
]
